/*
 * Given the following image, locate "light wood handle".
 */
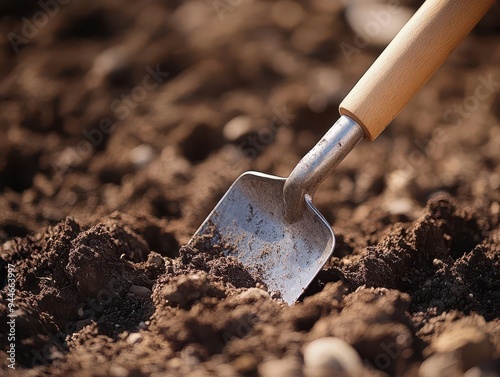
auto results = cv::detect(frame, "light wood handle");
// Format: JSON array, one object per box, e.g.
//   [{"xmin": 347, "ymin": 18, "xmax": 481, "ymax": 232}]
[{"xmin": 339, "ymin": 0, "xmax": 495, "ymax": 141}]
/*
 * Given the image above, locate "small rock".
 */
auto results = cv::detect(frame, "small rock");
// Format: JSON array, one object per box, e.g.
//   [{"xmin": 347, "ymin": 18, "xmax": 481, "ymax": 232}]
[
  {"xmin": 345, "ymin": 3, "xmax": 413, "ymax": 47},
  {"xmin": 77, "ymin": 306, "xmax": 85, "ymax": 317},
  {"xmin": 419, "ymin": 353, "xmax": 462, "ymax": 377},
  {"xmin": 237, "ymin": 288, "xmax": 270, "ymax": 302},
  {"xmin": 464, "ymin": 364, "xmax": 500, "ymax": 377},
  {"xmin": 119, "ymin": 331, "xmax": 129, "ymax": 340},
  {"xmin": 86, "ymin": 47, "xmax": 128, "ymax": 89},
  {"xmin": 129, "ymin": 144, "xmax": 155, "ymax": 168},
  {"xmin": 126, "ymin": 332, "xmax": 143, "ymax": 345},
  {"xmin": 233, "ymin": 354, "xmax": 258, "ymax": 374},
  {"xmin": 303, "ymin": 337, "xmax": 363, "ymax": 377},
  {"xmin": 167, "ymin": 357, "xmax": 182, "ymax": 369},
  {"xmin": 259, "ymin": 358, "xmax": 303, "ymax": 377},
  {"xmin": 138, "ymin": 321, "xmax": 148, "ymax": 330},
  {"xmin": 109, "ymin": 364, "xmax": 129, "ymax": 377},
  {"xmin": 490, "ymin": 202, "xmax": 500, "ymax": 216},
  {"xmin": 129, "ymin": 285, "xmax": 152, "ymax": 298},
  {"xmin": 383, "ymin": 197, "xmax": 414, "ymax": 215},
  {"xmin": 148, "ymin": 252, "xmax": 164, "ymax": 267},
  {"xmin": 223, "ymin": 115, "xmax": 253, "ymax": 141},
  {"xmin": 433, "ymin": 327, "xmax": 492, "ymax": 370},
  {"xmin": 314, "ymin": 68, "xmax": 342, "ymax": 96}
]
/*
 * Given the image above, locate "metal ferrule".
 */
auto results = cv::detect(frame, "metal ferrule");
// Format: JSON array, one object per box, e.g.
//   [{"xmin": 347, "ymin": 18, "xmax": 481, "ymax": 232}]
[{"xmin": 283, "ymin": 115, "xmax": 365, "ymax": 223}]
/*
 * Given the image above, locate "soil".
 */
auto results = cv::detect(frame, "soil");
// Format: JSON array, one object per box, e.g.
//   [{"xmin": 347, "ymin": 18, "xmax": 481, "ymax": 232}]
[{"xmin": 1, "ymin": 1, "xmax": 500, "ymax": 376}]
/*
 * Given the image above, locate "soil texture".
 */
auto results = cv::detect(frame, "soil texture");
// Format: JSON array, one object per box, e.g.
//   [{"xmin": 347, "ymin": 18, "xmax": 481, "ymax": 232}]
[{"xmin": 1, "ymin": 1, "xmax": 500, "ymax": 376}]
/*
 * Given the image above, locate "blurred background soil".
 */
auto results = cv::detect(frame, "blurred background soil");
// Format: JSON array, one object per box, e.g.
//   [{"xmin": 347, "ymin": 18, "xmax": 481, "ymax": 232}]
[{"xmin": 0, "ymin": 0, "xmax": 499, "ymax": 376}]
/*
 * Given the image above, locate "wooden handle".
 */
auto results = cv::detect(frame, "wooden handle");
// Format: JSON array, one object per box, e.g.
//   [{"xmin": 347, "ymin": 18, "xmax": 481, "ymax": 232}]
[{"xmin": 339, "ymin": 0, "xmax": 495, "ymax": 141}]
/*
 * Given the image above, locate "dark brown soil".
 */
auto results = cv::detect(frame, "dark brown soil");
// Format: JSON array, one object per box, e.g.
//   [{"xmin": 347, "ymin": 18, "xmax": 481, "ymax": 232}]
[{"xmin": 1, "ymin": 1, "xmax": 500, "ymax": 376}]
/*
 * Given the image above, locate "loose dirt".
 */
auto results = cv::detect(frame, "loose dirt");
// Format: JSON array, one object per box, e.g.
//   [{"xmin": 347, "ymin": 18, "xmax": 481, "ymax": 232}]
[{"xmin": 1, "ymin": 1, "xmax": 499, "ymax": 376}]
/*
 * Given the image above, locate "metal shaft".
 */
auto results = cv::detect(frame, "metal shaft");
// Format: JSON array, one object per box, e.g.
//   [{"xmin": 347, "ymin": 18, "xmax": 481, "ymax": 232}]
[{"xmin": 283, "ymin": 115, "xmax": 365, "ymax": 223}]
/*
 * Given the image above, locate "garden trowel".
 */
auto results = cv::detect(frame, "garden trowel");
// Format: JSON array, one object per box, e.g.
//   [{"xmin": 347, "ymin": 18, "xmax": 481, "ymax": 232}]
[{"xmin": 189, "ymin": 0, "xmax": 495, "ymax": 304}]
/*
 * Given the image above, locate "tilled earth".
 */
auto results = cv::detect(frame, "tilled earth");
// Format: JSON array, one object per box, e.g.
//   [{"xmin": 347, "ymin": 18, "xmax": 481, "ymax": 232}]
[{"xmin": 0, "ymin": 1, "xmax": 499, "ymax": 376}]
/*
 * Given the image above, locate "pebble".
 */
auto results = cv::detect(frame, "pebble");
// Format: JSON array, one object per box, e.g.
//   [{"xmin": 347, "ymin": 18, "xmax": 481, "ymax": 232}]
[
  {"xmin": 223, "ymin": 115, "xmax": 253, "ymax": 141},
  {"xmin": 303, "ymin": 337, "xmax": 363, "ymax": 377},
  {"xmin": 148, "ymin": 252, "xmax": 164, "ymax": 267},
  {"xmin": 129, "ymin": 285, "xmax": 152, "ymax": 298},
  {"xmin": 109, "ymin": 365, "xmax": 129, "ymax": 377},
  {"xmin": 237, "ymin": 287, "xmax": 270, "ymax": 302},
  {"xmin": 345, "ymin": 2, "xmax": 413, "ymax": 47},
  {"xmin": 119, "ymin": 331, "xmax": 129, "ymax": 341},
  {"xmin": 86, "ymin": 47, "xmax": 128, "ymax": 89},
  {"xmin": 138, "ymin": 321, "xmax": 148, "ymax": 330},
  {"xmin": 129, "ymin": 144, "xmax": 155, "ymax": 168},
  {"xmin": 77, "ymin": 306, "xmax": 85, "ymax": 317},
  {"xmin": 234, "ymin": 354, "xmax": 258, "ymax": 374},
  {"xmin": 433, "ymin": 327, "xmax": 492, "ymax": 370},
  {"xmin": 491, "ymin": 201, "xmax": 500, "ymax": 216},
  {"xmin": 419, "ymin": 353, "xmax": 462, "ymax": 377},
  {"xmin": 259, "ymin": 358, "xmax": 303, "ymax": 377},
  {"xmin": 383, "ymin": 197, "xmax": 414, "ymax": 215},
  {"xmin": 126, "ymin": 332, "xmax": 143, "ymax": 345},
  {"xmin": 464, "ymin": 365, "xmax": 500, "ymax": 377}
]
